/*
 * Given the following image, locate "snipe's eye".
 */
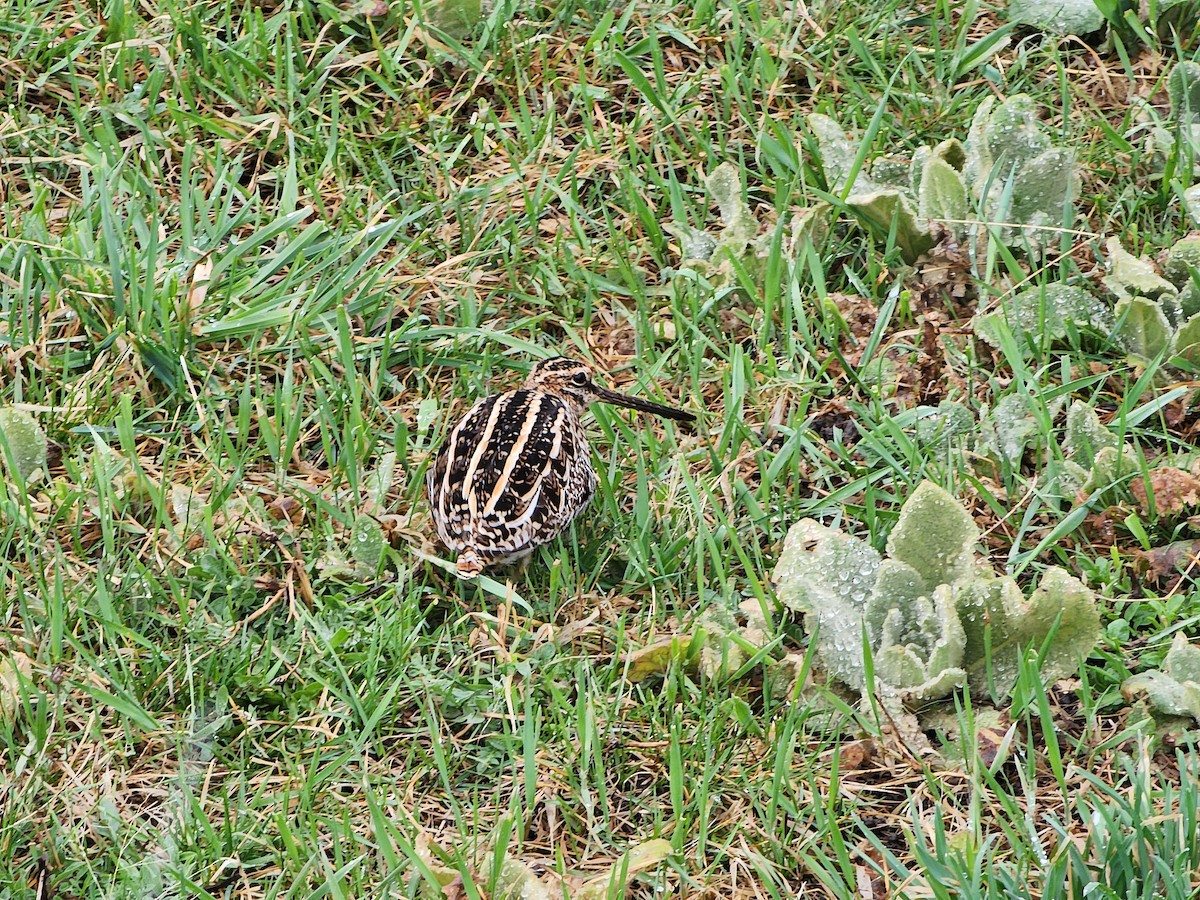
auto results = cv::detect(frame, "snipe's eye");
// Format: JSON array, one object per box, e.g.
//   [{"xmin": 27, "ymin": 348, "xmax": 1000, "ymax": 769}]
[{"xmin": 571, "ymin": 372, "xmax": 589, "ymax": 386}]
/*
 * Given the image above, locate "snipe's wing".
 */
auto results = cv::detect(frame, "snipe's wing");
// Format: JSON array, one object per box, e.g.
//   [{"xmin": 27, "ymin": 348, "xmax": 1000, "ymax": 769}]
[{"xmin": 427, "ymin": 389, "xmax": 595, "ymax": 558}]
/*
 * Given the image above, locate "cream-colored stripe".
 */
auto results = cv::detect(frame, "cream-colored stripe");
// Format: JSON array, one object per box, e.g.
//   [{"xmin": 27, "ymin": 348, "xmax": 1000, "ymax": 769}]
[
  {"xmin": 546, "ymin": 410, "xmax": 565, "ymax": 460},
  {"xmin": 462, "ymin": 395, "xmax": 507, "ymax": 518},
  {"xmin": 484, "ymin": 394, "xmax": 543, "ymax": 515}
]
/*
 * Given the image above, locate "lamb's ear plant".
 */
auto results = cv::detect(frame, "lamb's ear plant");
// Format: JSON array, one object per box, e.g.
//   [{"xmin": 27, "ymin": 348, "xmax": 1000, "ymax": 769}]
[
  {"xmin": 623, "ymin": 598, "xmax": 772, "ymax": 683},
  {"xmin": 1005, "ymin": 0, "xmax": 1193, "ymax": 46},
  {"xmin": 0, "ymin": 407, "xmax": 48, "ymax": 486},
  {"xmin": 773, "ymin": 482, "xmax": 1100, "ymax": 751},
  {"xmin": 407, "ymin": 0, "xmax": 497, "ymax": 37},
  {"xmin": 1143, "ymin": 62, "xmax": 1200, "ymax": 223},
  {"xmin": 409, "ymin": 819, "xmax": 672, "ymax": 900},
  {"xmin": 1045, "ymin": 401, "xmax": 1139, "ymax": 501},
  {"xmin": 808, "ymin": 95, "xmax": 1077, "ymax": 262},
  {"xmin": 665, "ymin": 162, "xmax": 827, "ymax": 290},
  {"xmin": 972, "ymin": 283, "xmax": 1112, "ymax": 350},
  {"xmin": 351, "ymin": 515, "xmax": 388, "ymax": 579},
  {"xmin": 914, "ymin": 401, "xmax": 975, "ymax": 450},
  {"xmin": 1106, "ymin": 236, "xmax": 1200, "ymax": 365},
  {"xmin": 808, "ymin": 114, "xmax": 953, "ymax": 261},
  {"xmin": 964, "ymin": 94, "xmax": 1080, "ymax": 250},
  {"xmin": 975, "ymin": 392, "xmax": 1061, "ymax": 469},
  {"xmin": 1122, "ymin": 633, "xmax": 1200, "ymax": 739},
  {"xmin": 981, "ymin": 233, "xmax": 1200, "ymax": 366},
  {"xmin": 1170, "ymin": 60, "xmax": 1200, "ymax": 129},
  {"xmin": 1006, "ymin": 0, "xmax": 1105, "ymax": 34}
]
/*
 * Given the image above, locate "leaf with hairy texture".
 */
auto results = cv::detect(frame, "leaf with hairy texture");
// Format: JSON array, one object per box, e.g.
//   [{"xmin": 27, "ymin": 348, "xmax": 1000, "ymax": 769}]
[
  {"xmin": 886, "ymin": 481, "xmax": 978, "ymax": 587},
  {"xmin": 773, "ymin": 519, "xmax": 880, "ymax": 690},
  {"xmin": 1114, "ymin": 296, "xmax": 1173, "ymax": 360},
  {"xmin": 1123, "ymin": 633, "xmax": 1200, "ymax": 722},
  {"xmin": 0, "ymin": 408, "xmax": 48, "ymax": 484},
  {"xmin": 957, "ymin": 567, "xmax": 1099, "ymax": 700}
]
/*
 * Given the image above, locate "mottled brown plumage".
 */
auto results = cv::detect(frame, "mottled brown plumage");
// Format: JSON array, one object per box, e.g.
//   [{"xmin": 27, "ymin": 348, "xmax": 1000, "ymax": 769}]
[{"xmin": 427, "ymin": 357, "xmax": 694, "ymax": 578}]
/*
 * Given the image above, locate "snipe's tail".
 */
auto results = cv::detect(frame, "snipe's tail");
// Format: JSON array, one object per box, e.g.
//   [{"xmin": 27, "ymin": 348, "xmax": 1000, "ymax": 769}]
[{"xmin": 455, "ymin": 549, "xmax": 485, "ymax": 579}]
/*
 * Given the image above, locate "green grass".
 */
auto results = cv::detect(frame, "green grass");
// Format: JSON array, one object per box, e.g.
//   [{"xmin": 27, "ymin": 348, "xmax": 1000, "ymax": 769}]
[{"xmin": 3, "ymin": 0, "xmax": 1200, "ymax": 896}]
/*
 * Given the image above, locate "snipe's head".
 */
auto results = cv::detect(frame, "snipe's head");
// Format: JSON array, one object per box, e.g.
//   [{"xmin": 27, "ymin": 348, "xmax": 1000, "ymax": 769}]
[{"xmin": 523, "ymin": 357, "xmax": 695, "ymax": 422}]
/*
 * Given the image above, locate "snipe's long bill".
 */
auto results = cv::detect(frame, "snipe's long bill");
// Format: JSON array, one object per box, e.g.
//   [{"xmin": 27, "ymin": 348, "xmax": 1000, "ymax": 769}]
[{"xmin": 426, "ymin": 357, "xmax": 694, "ymax": 579}]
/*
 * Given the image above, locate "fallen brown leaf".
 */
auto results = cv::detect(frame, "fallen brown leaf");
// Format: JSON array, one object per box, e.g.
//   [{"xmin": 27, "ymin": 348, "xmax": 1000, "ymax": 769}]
[
  {"xmin": 1131, "ymin": 467, "xmax": 1200, "ymax": 517},
  {"xmin": 186, "ymin": 259, "xmax": 213, "ymax": 314},
  {"xmin": 267, "ymin": 495, "xmax": 305, "ymax": 527},
  {"xmin": 624, "ymin": 636, "xmax": 693, "ymax": 683},
  {"xmin": 347, "ymin": 0, "xmax": 389, "ymax": 15},
  {"xmin": 0, "ymin": 651, "xmax": 33, "ymax": 719},
  {"xmin": 912, "ymin": 225, "xmax": 976, "ymax": 307},
  {"xmin": 839, "ymin": 739, "xmax": 875, "ymax": 771},
  {"xmin": 976, "ymin": 726, "xmax": 1010, "ymax": 770},
  {"xmin": 1134, "ymin": 540, "xmax": 1200, "ymax": 588},
  {"xmin": 830, "ymin": 293, "xmax": 878, "ymax": 341}
]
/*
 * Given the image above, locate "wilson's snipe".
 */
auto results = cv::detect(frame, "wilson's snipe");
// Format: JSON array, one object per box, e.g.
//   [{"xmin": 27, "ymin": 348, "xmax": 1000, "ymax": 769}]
[{"xmin": 427, "ymin": 357, "xmax": 695, "ymax": 579}]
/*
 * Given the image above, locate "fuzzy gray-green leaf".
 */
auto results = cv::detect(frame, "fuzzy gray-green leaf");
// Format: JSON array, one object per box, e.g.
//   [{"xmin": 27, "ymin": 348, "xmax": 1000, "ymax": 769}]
[
  {"xmin": 977, "ymin": 393, "xmax": 1044, "ymax": 467},
  {"xmin": 1169, "ymin": 61, "xmax": 1200, "ymax": 125},
  {"xmin": 1165, "ymin": 631, "xmax": 1200, "ymax": 684},
  {"xmin": 1007, "ymin": 0, "xmax": 1105, "ymax": 34},
  {"xmin": 806, "ymin": 116, "xmax": 936, "ymax": 260},
  {"xmin": 964, "ymin": 96, "xmax": 997, "ymax": 192},
  {"xmin": 874, "ymin": 638, "xmax": 930, "ymax": 694},
  {"xmin": 1155, "ymin": 1, "xmax": 1200, "ymax": 43},
  {"xmin": 871, "ymin": 157, "xmax": 912, "ymax": 189},
  {"xmin": 0, "ymin": 408, "xmax": 49, "ymax": 484},
  {"xmin": 871, "ymin": 583, "xmax": 966, "ymax": 700},
  {"xmin": 917, "ymin": 156, "xmax": 969, "ymax": 227},
  {"xmin": 961, "ymin": 95, "xmax": 1080, "ymax": 251},
  {"xmin": 845, "ymin": 188, "xmax": 935, "ymax": 263},
  {"xmin": 982, "ymin": 95, "xmax": 1051, "ymax": 172},
  {"xmin": 865, "ymin": 559, "xmax": 930, "ymax": 646},
  {"xmin": 925, "ymin": 584, "xmax": 969, "ymax": 680},
  {"xmin": 1105, "ymin": 237, "xmax": 1178, "ymax": 306},
  {"xmin": 1089, "ymin": 445, "xmax": 1137, "ymax": 492},
  {"xmin": 972, "ymin": 284, "xmax": 1110, "ymax": 350},
  {"xmin": 808, "ymin": 113, "xmax": 869, "ymax": 193},
  {"xmin": 664, "ymin": 222, "xmax": 718, "ymax": 262},
  {"xmin": 1186, "ymin": 186, "xmax": 1200, "ymax": 228},
  {"xmin": 1165, "ymin": 236, "xmax": 1200, "ymax": 288},
  {"xmin": 885, "ymin": 481, "xmax": 978, "ymax": 587},
  {"xmin": 1045, "ymin": 458, "xmax": 1091, "ymax": 499},
  {"xmin": 1173, "ymin": 313, "xmax": 1200, "ymax": 365},
  {"xmin": 697, "ymin": 605, "xmax": 749, "ymax": 680},
  {"xmin": 351, "ymin": 514, "xmax": 386, "ymax": 579},
  {"xmin": 415, "ymin": 0, "xmax": 491, "ymax": 37},
  {"xmin": 786, "ymin": 204, "xmax": 831, "ymax": 257},
  {"xmin": 1122, "ymin": 671, "xmax": 1200, "ymax": 720},
  {"xmin": 1010, "ymin": 148, "xmax": 1078, "ymax": 233},
  {"xmin": 706, "ymin": 162, "xmax": 757, "ymax": 256},
  {"xmin": 1062, "ymin": 401, "xmax": 1117, "ymax": 469},
  {"xmin": 773, "ymin": 519, "xmax": 881, "ymax": 690},
  {"xmin": 1114, "ymin": 296, "xmax": 1173, "ymax": 361},
  {"xmin": 932, "ymin": 138, "xmax": 967, "ymax": 171},
  {"xmin": 915, "ymin": 401, "xmax": 975, "ymax": 446},
  {"xmin": 1121, "ymin": 632, "xmax": 1200, "ymax": 721},
  {"xmin": 957, "ymin": 567, "xmax": 1099, "ymax": 700},
  {"xmin": 1181, "ymin": 284, "xmax": 1200, "ymax": 320}
]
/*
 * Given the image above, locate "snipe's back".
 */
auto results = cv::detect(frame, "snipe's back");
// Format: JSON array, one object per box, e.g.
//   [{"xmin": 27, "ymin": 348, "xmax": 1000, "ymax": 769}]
[{"xmin": 427, "ymin": 357, "xmax": 694, "ymax": 578}]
